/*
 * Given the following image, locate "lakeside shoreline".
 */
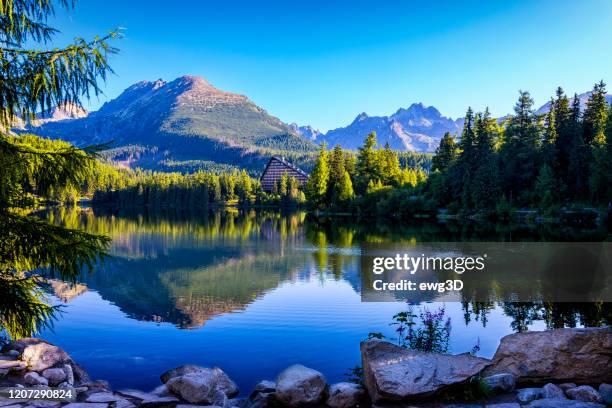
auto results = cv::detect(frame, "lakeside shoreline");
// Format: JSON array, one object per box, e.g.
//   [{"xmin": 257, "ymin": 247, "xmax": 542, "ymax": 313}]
[{"xmin": 1, "ymin": 327, "xmax": 610, "ymax": 408}]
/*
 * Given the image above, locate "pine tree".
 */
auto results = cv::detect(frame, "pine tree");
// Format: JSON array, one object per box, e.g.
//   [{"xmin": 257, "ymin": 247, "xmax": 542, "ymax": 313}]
[
  {"xmin": 305, "ymin": 142, "xmax": 330, "ymax": 209},
  {"xmin": 471, "ymin": 108, "xmax": 500, "ymax": 213},
  {"xmin": 380, "ymin": 142, "xmax": 401, "ymax": 186},
  {"xmin": 604, "ymin": 103, "xmax": 612, "ymax": 203},
  {"xmin": 542, "ymin": 98, "xmax": 558, "ymax": 169},
  {"xmin": 567, "ymin": 93, "xmax": 587, "ymax": 199},
  {"xmin": 500, "ymin": 91, "xmax": 540, "ymax": 205},
  {"xmin": 0, "ymin": 0, "xmax": 118, "ymax": 338},
  {"xmin": 535, "ymin": 164, "xmax": 557, "ymax": 212},
  {"xmin": 432, "ymin": 132, "xmax": 458, "ymax": 172},
  {"xmin": 584, "ymin": 81, "xmax": 609, "ymax": 201},
  {"xmin": 553, "ymin": 87, "xmax": 572, "ymax": 186},
  {"xmin": 328, "ymin": 145, "xmax": 354, "ymax": 208},
  {"xmin": 237, "ymin": 169, "xmax": 252, "ymax": 204},
  {"xmin": 356, "ymin": 132, "xmax": 380, "ymax": 193},
  {"xmin": 583, "ymin": 81, "xmax": 608, "ymax": 146},
  {"xmin": 454, "ymin": 108, "xmax": 476, "ymax": 212}
]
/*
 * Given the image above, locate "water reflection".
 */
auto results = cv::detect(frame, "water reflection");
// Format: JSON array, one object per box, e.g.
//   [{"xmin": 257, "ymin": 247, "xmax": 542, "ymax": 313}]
[
  {"xmin": 33, "ymin": 207, "xmax": 611, "ymax": 391},
  {"xmin": 42, "ymin": 207, "xmax": 611, "ymax": 329}
]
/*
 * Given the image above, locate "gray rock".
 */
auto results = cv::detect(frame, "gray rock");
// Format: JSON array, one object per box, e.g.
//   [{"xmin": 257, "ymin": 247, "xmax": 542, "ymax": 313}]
[
  {"xmin": 160, "ymin": 365, "xmax": 206, "ymax": 384},
  {"xmin": 326, "ymin": 382, "xmax": 365, "ymax": 408},
  {"xmin": 71, "ymin": 363, "xmax": 90, "ymax": 385},
  {"xmin": 62, "ymin": 404, "xmax": 109, "ymax": 408},
  {"xmin": 24, "ymin": 371, "xmax": 49, "ymax": 386},
  {"xmin": 245, "ymin": 391, "xmax": 276, "ymax": 408},
  {"xmin": 517, "ymin": 388, "xmax": 544, "ymax": 404},
  {"xmin": 5, "ymin": 350, "xmax": 20, "ymax": 358},
  {"xmin": 485, "ymin": 404, "xmax": 521, "ymax": 408},
  {"xmin": 150, "ymin": 385, "xmax": 171, "ymax": 397},
  {"xmin": 30, "ymin": 384, "xmax": 51, "ymax": 390},
  {"xmin": 0, "ymin": 402, "xmax": 25, "ymax": 407},
  {"xmin": 483, "ymin": 373, "xmax": 516, "ymax": 394},
  {"xmin": 253, "ymin": 380, "xmax": 275, "ymax": 393},
  {"xmin": 598, "ymin": 384, "xmax": 612, "ymax": 405},
  {"xmin": 113, "ymin": 400, "xmax": 135, "ymax": 408},
  {"xmin": 559, "ymin": 383, "xmax": 578, "ymax": 391},
  {"xmin": 63, "ymin": 364, "xmax": 75, "ymax": 385},
  {"xmin": 176, "ymin": 404, "xmax": 222, "ymax": 408},
  {"xmin": 211, "ymin": 389, "xmax": 230, "ymax": 408},
  {"xmin": 542, "ymin": 383, "xmax": 566, "ymax": 399},
  {"xmin": 360, "ymin": 340, "xmax": 490, "ymax": 403},
  {"xmin": 0, "ymin": 368, "xmax": 8, "ymax": 378},
  {"xmin": 526, "ymin": 398, "xmax": 606, "ymax": 408},
  {"xmin": 162, "ymin": 366, "xmax": 238, "ymax": 401},
  {"xmin": 566, "ymin": 386, "xmax": 603, "ymax": 404},
  {"xmin": 166, "ymin": 372, "xmax": 221, "ymax": 404},
  {"xmin": 21, "ymin": 340, "xmax": 71, "ymax": 372},
  {"xmin": 275, "ymin": 364, "xmax": 327, "ymax": 407},
  {"xmin": 210, "ymin": 367, "xmax": 239, "ymax": 398},
  {"xmin": 0, "ymin": 360, "xmax": 26, "ymax": 371},
  {"xmin": 138, "ymin": 396, "xmax": 180, "ymax": 408},
  {"xmin": 484, "ymin": 328, "xmax": 612, "ymax": 385},
  {"xmin": 175, "ymin": 406, "xmax": 220, "ymax": 408},
  {"xmin": 117, "ymin": 386, "xmax": 179, "ymax": 408},
  {"xmin": 41, "ymin": 368, "xmax": 67, "ymax": 385},
  {"xmin": 81, "ymin": 380, "xmax": 110, "ymax": 391},
  {"xmin": 25, "ymin": 402, "xmax": 61, "ymax": 408},
  {"xmin": 85, "ymin": 392, "xmax": 124, "ymax": 403}
]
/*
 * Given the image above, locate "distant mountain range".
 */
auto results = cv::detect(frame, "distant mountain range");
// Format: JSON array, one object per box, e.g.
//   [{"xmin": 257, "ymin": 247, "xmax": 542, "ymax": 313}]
[
  {"xmin": 314, "ymin": 103, "xmax": 463, "ymax": 152},
  {"xmin": 22, "ymin": 75, "xmax": 316, "ymax": 172},
  {"xmin": 20, "ymin": 76, "xmax": 612, "ymax": 172}
]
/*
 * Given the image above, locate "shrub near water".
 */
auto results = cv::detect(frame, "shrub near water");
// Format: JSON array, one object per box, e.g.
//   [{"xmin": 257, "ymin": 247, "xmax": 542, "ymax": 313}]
[{"xmin": 368, "ymin": 306, "xmax": 452, "ymax": 353}]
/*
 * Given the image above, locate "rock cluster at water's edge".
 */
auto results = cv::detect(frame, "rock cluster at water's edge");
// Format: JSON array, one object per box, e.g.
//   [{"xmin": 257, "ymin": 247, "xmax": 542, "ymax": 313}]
[{"xmin": 0, "ymin": 327, "xmax": 610, "ymax": 408}]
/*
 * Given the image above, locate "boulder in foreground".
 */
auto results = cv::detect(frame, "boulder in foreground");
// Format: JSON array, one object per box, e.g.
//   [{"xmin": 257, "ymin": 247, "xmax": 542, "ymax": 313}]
[
  {"xmin": 163, "ymin": 365, "xmax": 238, "ymax": 404},
  {"xmin": 484, "ymin": 328, "xmax": 612, "ymax": 385},
  {"xmin": 326, "ymin": 382, "xmax": 365, "ymax": 408},
  {"xmin": 360, "ymin": 339, "xmax": 490, "ymax": 403},
  {"xmin": 275, "ymin": 364, "xmax": 327, "ymax": 407}
]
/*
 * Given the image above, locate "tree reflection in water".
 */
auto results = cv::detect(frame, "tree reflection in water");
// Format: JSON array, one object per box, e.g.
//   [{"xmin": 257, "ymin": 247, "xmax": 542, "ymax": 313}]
[{"xmin": 32, "ymin": 207, "xmax": 612, "ymax": 335}]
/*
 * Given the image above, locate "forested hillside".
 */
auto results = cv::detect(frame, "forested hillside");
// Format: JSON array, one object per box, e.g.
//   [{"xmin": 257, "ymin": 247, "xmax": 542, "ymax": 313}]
[
  {"xmin": 23, "ymin": 76, "xmax": 318, "ymax": 173},
  {"xmin": 304, "ymin": 82, "xmax": 612, "ymax": 221}
]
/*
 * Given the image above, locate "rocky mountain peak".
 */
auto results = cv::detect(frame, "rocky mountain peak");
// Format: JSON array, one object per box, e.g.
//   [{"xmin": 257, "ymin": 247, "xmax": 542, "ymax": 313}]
[
  {"xmin": 353, "ymin": 112, "xmax": 369, "ymax": 123},
  {"xmin": 34, "ymin": 102, "xmax": 88, "ymax": 124}
]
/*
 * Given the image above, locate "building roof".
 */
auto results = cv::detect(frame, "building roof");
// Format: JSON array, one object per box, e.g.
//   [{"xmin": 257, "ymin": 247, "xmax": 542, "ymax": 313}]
[{"xmin": 260, "ymin": 156, "xmax": 309, "ymax": 180}]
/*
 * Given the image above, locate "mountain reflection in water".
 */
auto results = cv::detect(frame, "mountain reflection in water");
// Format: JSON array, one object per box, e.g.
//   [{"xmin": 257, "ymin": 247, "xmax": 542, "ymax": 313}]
[{"xmin": 39, "ymin": 207, "xmax": 610, "ymax": 392}]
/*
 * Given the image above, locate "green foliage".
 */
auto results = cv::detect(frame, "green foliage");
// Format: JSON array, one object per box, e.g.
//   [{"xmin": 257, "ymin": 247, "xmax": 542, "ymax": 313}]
[
  {"xmin": 426, "ymin": 82, "xmax": 612, "ymax": 219},
  {"xmin": 0, "ymin": 1, "xmax": 119, "ymax": 128},
  {"xmin": 356, "ymin": 132, "xmax": 382, "ymax": 193},
  {"xmin": 391, "ymin": 306, "xmax": 451, "ymax": 353},
  {"xmin": 91, "ymin": 167, "xmax": 266, "ymax": 209},
  {"xmin": 304, "ymin": 134, "xmax": 428, "ymax": 214},
  {"xmin": 328, "ymin": 145, "xmax": 354, "ymax": 209},
  {"xmin": 0, "ymin": 0, "xmax": 116, "ymax": 338},
  {"xmin": 305, "ymin": 143, "xmax": 330, "ymax": 209},
  {"xmin": 431, "ymin": 132, "xmax": 458, "ymax": 172}
]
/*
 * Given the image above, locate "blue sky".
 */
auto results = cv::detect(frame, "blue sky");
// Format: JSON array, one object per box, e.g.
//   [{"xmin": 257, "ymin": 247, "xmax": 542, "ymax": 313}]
[{"xmin": 49, "ymin": 0, "xmax": 612, "ymax": 131}]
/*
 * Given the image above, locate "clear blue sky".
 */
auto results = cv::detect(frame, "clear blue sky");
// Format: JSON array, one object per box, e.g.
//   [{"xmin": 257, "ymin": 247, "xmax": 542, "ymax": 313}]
[{"xmin": 49, "ymin": 0, "xmax": 612, "ymax": 131}]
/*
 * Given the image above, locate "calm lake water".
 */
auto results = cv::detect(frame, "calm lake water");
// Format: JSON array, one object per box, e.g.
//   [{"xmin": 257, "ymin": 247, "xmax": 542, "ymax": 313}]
[{"xmin": 38, "ymin": 207, "xmax": 609, "ymax": 394}]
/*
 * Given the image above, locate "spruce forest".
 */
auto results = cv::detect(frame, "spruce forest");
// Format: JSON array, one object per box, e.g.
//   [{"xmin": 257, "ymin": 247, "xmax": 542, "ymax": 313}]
[{"xmin": 304, "ymin": 82, "xmax": 612, "ymax": 221}]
